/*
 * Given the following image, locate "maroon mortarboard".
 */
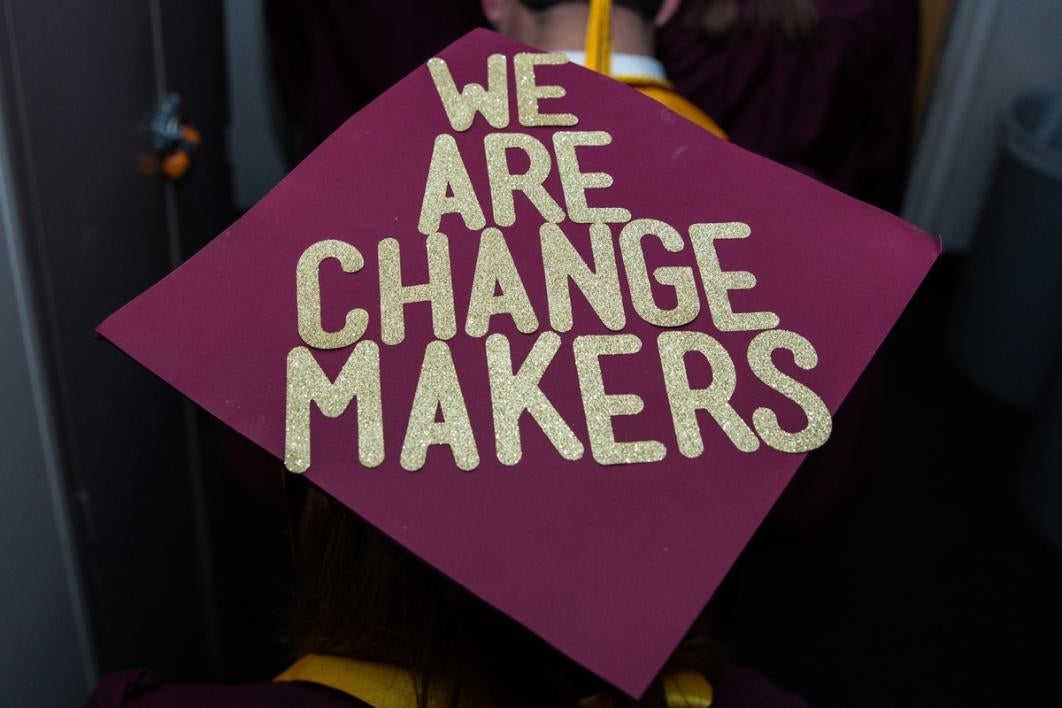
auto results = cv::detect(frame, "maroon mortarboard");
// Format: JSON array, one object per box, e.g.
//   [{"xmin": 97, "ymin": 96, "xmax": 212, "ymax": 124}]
[{"xmin": 98, "ymin": 29, "xmax": 938, "ymax": 698}]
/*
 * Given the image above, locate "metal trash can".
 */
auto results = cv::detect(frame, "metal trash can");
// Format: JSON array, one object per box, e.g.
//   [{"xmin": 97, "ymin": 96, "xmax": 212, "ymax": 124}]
[{"xmin": 950, "ymin": 90, "xmax": 1062, "ymax": 410}]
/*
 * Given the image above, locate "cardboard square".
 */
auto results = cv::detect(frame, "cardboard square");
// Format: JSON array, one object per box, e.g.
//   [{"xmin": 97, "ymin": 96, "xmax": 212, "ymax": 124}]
[{"xmin": 99, "ymin": 29, "xmax": 938, "ymax": 697}]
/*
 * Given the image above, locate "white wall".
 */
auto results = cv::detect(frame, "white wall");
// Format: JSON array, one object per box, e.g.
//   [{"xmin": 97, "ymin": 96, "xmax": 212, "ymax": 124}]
[{"xmin": 904, "ymin": 0, "xmax": 1062, "ymax": 251}]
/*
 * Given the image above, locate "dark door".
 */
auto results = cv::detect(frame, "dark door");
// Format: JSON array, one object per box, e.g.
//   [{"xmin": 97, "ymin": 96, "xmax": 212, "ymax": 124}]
[{"xmin": 0, "ymin": 0, "xmax": 232, "ymax": 680}]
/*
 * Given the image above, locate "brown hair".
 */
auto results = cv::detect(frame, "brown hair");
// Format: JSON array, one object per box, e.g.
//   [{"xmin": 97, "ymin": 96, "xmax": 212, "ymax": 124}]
[
  {"xmin": 292, "ymin": 483, "xmax": 726, "ymax": 707},
  {"xmin": 687, "ymin": 0, "xmax": 819, "ymax": 45},
  {"xmin": 519, "ymin": 0, "xmax": 666, "ymax": 24}
]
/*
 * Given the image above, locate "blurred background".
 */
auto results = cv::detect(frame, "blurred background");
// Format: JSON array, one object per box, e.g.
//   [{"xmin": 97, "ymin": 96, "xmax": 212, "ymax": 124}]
[{"xmin": 1, "ymin": 1, "xmax": 1060, "ymax": 706}]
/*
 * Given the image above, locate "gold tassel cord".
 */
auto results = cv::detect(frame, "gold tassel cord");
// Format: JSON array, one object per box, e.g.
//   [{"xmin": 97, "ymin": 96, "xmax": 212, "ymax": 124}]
[{"xmin": 584, "ymin": 0, "xmax": 613, "ymax": 75}]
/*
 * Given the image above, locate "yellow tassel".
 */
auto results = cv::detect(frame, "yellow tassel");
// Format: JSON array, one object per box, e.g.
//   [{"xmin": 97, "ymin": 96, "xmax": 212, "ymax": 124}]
[{"xmin": 584, "ymin": 0, "xmax": 613, "ymax": 76}]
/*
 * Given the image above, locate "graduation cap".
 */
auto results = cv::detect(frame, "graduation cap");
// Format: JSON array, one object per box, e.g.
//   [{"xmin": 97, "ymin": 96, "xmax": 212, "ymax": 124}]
[{"xmin": 98, "ymin": 26, "xmax": 938, "ymax": 699}]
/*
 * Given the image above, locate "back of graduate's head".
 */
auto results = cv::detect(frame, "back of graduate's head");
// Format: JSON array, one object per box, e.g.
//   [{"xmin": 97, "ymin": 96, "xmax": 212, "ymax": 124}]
[
  {"xmin": 481, "ymin": 0, "xmax": 681, "ymax": 52},
  {"xmin": 292, "ymin": 483, "xmax": 725, "ymax": 707},
  {"xmin": 518, "ymin": 0, "xmax": 668, "ymax": 23}
]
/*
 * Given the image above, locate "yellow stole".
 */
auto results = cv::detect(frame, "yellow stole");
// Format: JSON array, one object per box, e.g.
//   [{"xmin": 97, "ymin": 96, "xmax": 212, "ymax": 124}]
[{"xmin": 275, "ymin": 654, "xmax": 712, "ymax": 707}]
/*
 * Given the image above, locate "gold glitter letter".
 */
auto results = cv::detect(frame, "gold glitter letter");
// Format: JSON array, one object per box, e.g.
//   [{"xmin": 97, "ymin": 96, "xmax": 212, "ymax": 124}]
[
  {"xmin": 552, "ymin": 131, "xmax": 631, "ymax": 224},
  {"xmin": 465, "ymin": 227, "xmax": 539, "ymax": 337},
  {"xmin": 400, "ymin": 340, "xmax": 480, "ymax": 471},
  {"xmin": 689, "ymin": 222, "xmax": 780, "ymax": 332},
  {"xmin": 573, "ymin": 334, "xmax": 666, "ymax": 465},
  {"xmin": 484, "ymin": 132, "xmax": 564, "ymax": 227},
  {"xmin": 284, "ymin": 342, "xmax": 384, "ymax": 474},
  {"xmin": 418, "ymin": 134, "xmax": 487, "ymax": 236},
  {"xmin": 747, "ymin": 329, "xmax": 832, "ymax": 453},
  {"xmin": 296, "ymin": 239, "xmax": 369, "ymax": 350},
  {"xmin": 426, "ymin": 55, "xmax": 509, "ymax": 132},
  {"xmin": 513, "ymin": 53, "xmax": 578, "ymax": 127},
  {"xmin": 657, "ymin": 331, "xmax": 759, "ymax": 457},
  {"xmin": 619, "ymin": 219, "xmax": 700, "ymax": 328},
  {"xmin": 540, "ymin": 222, "xmax": 626, "ymax": 332},
  {"xmin": 486, "ymin": 333, "xmax": 584, "ymax": 465},
  {"xmin": 378, "ymin": 233, "xmax": 457, "ymax": 345}
]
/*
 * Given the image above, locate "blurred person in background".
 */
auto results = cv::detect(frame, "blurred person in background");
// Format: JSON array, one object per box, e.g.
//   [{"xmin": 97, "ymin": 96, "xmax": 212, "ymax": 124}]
[
  {"xmin": 660, "ymin": 0, "xmax": 919, "ymax": 211},
  {"xmin": 267, "ymin": 0, "xmax": 918, "ymax": 211}
]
